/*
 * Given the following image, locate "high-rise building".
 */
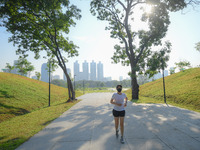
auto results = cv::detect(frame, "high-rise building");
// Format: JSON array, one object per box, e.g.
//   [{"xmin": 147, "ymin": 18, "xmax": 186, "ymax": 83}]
[
  {"xmin": 74, "ymin": 60, "xmax": 80, "ymax": 80},
  {"xmin": 90, "ymin": 60, "xmax": 96, "ymax": 81},
  {"xmin": 97, "ymin": 61, "xmax": 104, "ymax": 81},
  {"xmin": 41, "ymin": 63, "xmax": 51, "ymax": 82},
  {"xmin": 83, "ymin": 60, "xmax": 89, "ymax": 80}
]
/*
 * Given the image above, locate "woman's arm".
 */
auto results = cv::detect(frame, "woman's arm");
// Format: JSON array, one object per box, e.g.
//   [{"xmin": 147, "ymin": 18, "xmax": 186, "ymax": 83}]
[
  {"xmin": 110, "ymin": 99, "xmax": 122, "ymax": 106},
  {"xmin": 124, "ymin": 97, "xmax": 128, "ymax": 107}
]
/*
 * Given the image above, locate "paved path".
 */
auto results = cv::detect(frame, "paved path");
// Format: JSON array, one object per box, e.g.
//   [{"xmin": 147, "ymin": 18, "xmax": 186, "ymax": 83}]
[{"xmin": 16, "ymin": 93, "xmax": 200, "ymax": 150}]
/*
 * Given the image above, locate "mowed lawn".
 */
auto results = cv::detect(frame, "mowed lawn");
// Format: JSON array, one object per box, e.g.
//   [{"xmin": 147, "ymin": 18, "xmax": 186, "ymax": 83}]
[
  {"xmin": 0, "ymin": 73, "xmax": 82, "ymax": 150},
  {"xmin": 125, "ymin": 68, "xmax": 200, "ymax": 112}
]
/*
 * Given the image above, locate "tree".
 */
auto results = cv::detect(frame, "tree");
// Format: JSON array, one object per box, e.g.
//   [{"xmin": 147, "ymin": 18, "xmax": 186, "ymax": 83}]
[
  {"xmin": 5, "ymin": 63, "xmax": 15, "ymax": 73},
  {"xmin": 169, "ymin": 67, "xmax": 176, "ymax": 75},
  {"xmin": 35, "ymin": 71, "xmax": 41, "ymax": 80},
  {"xmin": 0, "ymin": 0, "xmax": 81, "ymax": 100},
  {"xmin": 15, "ymin": 56, "xmax": 34, "ymax": 76},
  {"xmin": 90, "ymin": 0, "xmax": 187, "ymax": 99},
  {"xmin": 175, "ymin": 60, "xmax": 191, "ymax": 71},
  {"xmin": 195, "ymin": 42, "xmax": 200, "ymax": 52}
]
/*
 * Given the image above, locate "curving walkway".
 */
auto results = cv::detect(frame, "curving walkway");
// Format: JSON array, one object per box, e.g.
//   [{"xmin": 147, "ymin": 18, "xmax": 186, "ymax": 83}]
[{"xmin": 16, "ymin": 93, "xmax": 200, "ymax": 150}]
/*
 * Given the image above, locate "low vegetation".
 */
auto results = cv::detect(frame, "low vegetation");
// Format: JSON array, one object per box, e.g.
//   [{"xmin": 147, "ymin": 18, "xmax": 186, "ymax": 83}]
[
  {"xmin": 125, "ymin": 68, "xmax": 200, "ymax": 112},
  {"xmin": 0, "ymin": 72, "xmax": 82, "ymax": 150}
]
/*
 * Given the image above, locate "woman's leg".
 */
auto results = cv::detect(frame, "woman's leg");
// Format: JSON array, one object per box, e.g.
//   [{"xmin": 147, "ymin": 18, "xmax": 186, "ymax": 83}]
[
  {"xmin": 114, "ymin": 117, "xmax": 119, "ymax": 131},
  {"xmin": 119, "ymin": 117, "xmax": 124, "ymax": 137}
]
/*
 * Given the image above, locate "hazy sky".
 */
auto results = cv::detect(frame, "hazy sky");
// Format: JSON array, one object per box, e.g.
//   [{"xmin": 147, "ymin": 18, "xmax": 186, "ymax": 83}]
[{"xmin": 0, "ymin": 0, "xmax": 200, "ymax": 80}]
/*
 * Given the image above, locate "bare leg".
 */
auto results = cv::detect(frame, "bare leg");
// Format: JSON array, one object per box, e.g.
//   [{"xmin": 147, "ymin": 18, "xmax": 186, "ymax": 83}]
[
  {"xmin": 120, "ymin": 117, "xmax": 124, "ymax": 137},
  {"xmin": 114, "ymin": 117, "xmax": 119, "ymax": 131}
]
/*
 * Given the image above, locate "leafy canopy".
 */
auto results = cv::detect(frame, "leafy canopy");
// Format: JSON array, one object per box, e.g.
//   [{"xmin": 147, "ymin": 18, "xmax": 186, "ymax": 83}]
[
  {"xmin": 0, "ymin": 0, "xmax": 81, "ymax": 62},
  {"xmin": 90, "ymin": 0, "xmax": 181, "ymax": 76}
]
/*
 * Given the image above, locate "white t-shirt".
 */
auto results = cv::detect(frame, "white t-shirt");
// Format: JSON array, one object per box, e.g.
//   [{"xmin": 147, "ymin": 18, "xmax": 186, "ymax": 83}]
[{"xmin": 112, "ymin": 93, "xmax": 127, "ymax": 111}]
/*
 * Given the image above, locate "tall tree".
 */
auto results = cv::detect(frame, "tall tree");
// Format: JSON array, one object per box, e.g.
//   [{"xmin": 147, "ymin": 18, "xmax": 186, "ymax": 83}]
[
  {"xmin": 90, "ymin": 0, "xmax": 197, "ymax": 99},
  {"xmin": 15, "ymin": 56, "xmax": 34, "ymax": 76},
  {"xmin": 0, "ymin": 0, "xmax": 81, "ymax": 100}
]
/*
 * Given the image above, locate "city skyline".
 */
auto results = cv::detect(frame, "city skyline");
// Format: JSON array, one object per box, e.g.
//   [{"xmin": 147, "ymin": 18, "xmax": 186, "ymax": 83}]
[
  {"xmin": 73, "ymin": 60, "xmax": 107, "ymax": 81},
  {"xmin": 0, "ymin": 1, "xmax": 200, "ymax": 80}
]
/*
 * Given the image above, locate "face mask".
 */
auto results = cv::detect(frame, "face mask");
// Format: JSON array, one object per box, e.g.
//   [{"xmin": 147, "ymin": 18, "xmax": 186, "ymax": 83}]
[{"xmin": 117, "ymin": 88, "xmax": 122, "ymax": 92}]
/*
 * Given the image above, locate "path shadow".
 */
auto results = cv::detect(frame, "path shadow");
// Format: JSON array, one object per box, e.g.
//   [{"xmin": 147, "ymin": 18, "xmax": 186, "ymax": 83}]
[{"xmin": 15, "ymin": 93, "xmax": 200, "ymax": 150}]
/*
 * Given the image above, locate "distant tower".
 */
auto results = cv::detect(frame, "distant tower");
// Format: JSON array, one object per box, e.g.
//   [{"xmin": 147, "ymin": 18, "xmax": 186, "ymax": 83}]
[
  {"xmin": 83, "ymin": 60, "xmax": 89, "ymax": 80},
  {"xmin": 74, "ymin": 61, "xmax": 80, "ymax": 81},
  {"xmin": 97, "ymin": 61, "xmax": 104, "ymax": 81},
  {"xmin": 90, "ymin": 60, "xmax": 96, "ymax": 81},
  {"xmin": 41, "ymin": 63, "xmax": 49, "ymax": 82}
]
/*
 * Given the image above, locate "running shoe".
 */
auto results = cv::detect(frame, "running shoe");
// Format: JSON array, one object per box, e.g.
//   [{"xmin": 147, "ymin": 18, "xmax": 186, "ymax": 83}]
[
  {"xmin": 120, "ymin": 136, "xmax": 125, "ymax": 144},
  {"xmin": 116, "ymin": 129, "xmax": 119, "ymax": 138}
]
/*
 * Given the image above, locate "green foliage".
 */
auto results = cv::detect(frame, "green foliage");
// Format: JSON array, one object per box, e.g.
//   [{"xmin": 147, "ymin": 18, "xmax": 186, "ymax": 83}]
[
  {"xmin": 0, "ymin": 0, "xmax": 82, "ymax": 99},
  {"xmin": 125, "ymin": 68, "xmax": 200, "ymax": 112},
  {"xmin": 145, "ymin": 41, "xmax": 171, "ymax": 77},
  {"xmin": 35, "ymin": 71, "xmax": 41, "ymax": 80},
  {"xmin": 51, "ymin": 79, "xmax": 132, "ymax": 89},
  {"xmin": 175, "ymin": 60, "xmax": 191, "ymax": 71},
  {"xmin": 0, "ymin": 0, "xmax": 81, "ymax": 61},
  {"xmin": 15, "ymin": 56, "xmax": 34, "ymax": 76},
  {"xmin": 195, "ymin": 41, "xmax": 200, "ymax": 52},
  {"xmin": 5, "ymin": 63, "xmax": 15, "ymax": 73},
  {"xmin": 169, "ymin": 67, "xmax": 176, "ymax": 75},
  {"xmin": 90, "ymin": 0, "xmax": 187, "ymax": 99}
]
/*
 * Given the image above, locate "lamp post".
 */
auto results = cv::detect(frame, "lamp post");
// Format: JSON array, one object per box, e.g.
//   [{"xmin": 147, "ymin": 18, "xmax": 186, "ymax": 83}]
[
  {"xmin": 162, "ymin": 59, "xmax": 167, "ymax": 104},
  {"xmin": 48, "ymin": 60, "xmax": 51, "ymax": 107},
  {"xmin": 74, "ymin": 75, "xmax": 76, "ymax": 97}
]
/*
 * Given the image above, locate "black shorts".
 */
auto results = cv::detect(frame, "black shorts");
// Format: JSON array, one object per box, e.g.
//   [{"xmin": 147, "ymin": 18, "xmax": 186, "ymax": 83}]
[{"xmin": 112, "ymin": 109, "xmax": 125, "ymax": 117}]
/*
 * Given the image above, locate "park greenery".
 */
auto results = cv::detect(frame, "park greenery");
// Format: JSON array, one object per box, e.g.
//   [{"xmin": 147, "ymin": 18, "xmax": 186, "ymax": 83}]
[
  {"xmin": 5, "ymin": 56, "xmax": 34, "ymax": 76},
  {"xmin": 125, "ymin": 68, "xmax": 200, "ymax": 112},
  {"xmin": 1, "ymin": 67, "xmax": 200, "ymax": 149},
  {"xmin": 0, "ymin": 0, "xmax": 81, "ymax": 100},
  {"xmin": 0, "ymin": 72, "xmax": 82, "ymax": 150},
  {"xmin": 90, "ymin": 0, "xmax": 199, "ymax": 100},
  {"xmin": 175, "ymin": 60, "xmax": 191, "ymax": 71}
]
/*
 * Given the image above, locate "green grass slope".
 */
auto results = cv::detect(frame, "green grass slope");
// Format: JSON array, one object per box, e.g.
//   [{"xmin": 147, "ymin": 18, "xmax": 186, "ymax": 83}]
[
  {"xmin": 126, "ymin": 68, "xmax": 200, "ymax": 112},
  {"xmin": 0, "ymin": 72, "xmax": 82, "ymax": 150},
  {"xmin": 0, "ymin": 72, "xmax": 80, "ymax": 122}
]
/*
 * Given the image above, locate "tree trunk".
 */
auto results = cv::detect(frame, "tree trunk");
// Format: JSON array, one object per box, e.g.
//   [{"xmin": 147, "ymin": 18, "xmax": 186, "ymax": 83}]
[
  {"xmin": 63, "ymin": 68, "xmax": 75, "ymax": 100},
  {"xmin": 131, "ymin": 69, "xmax": 139, "ymax": 100}
]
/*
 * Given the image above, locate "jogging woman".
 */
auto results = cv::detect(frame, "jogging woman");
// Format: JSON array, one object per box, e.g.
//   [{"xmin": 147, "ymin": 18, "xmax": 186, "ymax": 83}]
[{"xmin": 110, "ymin": 85, "xmax": 128, "ymax": 144}]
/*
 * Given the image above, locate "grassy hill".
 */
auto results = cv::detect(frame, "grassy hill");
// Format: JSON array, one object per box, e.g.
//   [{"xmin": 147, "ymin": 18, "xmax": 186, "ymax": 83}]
[
  {"xmin": 0, "ymin": 72, "xmax": 82, "ymax": 122},
  {"xmin": 125, "ymin": 68, "xmax": 200, "ymax": 112},
  {"xmin": 0, "ymin": 72, "xmax": 82, "ymax": 150}
]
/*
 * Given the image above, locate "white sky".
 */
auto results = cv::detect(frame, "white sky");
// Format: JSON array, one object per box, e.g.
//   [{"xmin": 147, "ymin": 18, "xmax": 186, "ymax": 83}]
[{"xmin": 0, "ymin": 0, "xmax": 200, "ymax": 80}]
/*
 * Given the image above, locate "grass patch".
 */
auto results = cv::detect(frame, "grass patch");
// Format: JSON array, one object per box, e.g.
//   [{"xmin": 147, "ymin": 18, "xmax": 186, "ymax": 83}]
[
  {"xmin": 0, "ymin": 72, "xmax": 83, "ymax": 150},
  {"xmin": 0, "ymin": 99, "xmax": 80, "ymax": 150},
  {"xmin": 125, "ymin": 68, "xmax": 200, "ymax": 112}
]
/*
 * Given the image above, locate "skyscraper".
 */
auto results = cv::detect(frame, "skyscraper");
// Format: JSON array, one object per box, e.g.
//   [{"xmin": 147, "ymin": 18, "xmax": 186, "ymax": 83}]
[
  {"xmin": 83, "ymin": 60, "xmax": 89, "ymax": 80},
  {"xmin": 97, "ymin": 61, "xmax": 104, "ymax": 81},
  {"xmin": 41, "ymin": 63, "xmax": 49, "ymax": 82},
  {"xmin": 90, "ymin": 60, "xmax": 96, "ymax": 81},
  {"xmin": 74, "ymin": 60, "xmax": 80, "ymax": 81}
]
